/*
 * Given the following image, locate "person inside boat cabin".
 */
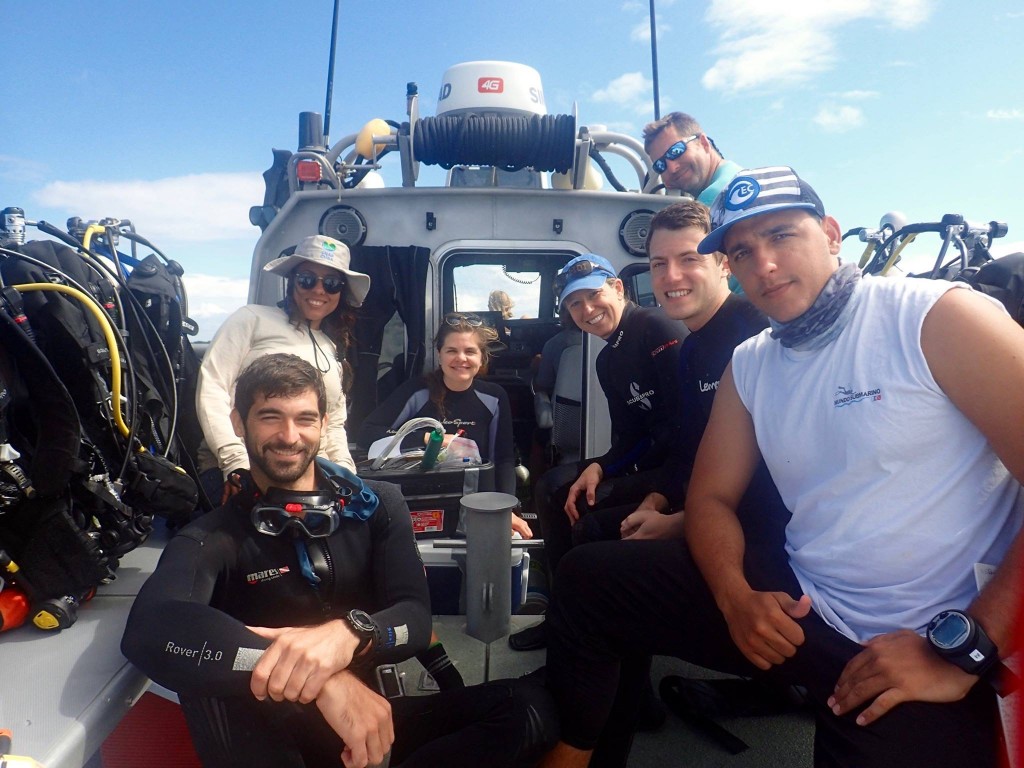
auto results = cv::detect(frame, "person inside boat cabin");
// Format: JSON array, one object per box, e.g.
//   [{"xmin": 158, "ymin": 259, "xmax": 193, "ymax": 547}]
[
  {"xmin": 509, "ymin": 253, "xmax": 689, "ymax": 653},
  {"xmin": 122, "ymin": 353, "xmax": 558, "ymax": 768},
  {"xmin": 642, "ymin": 112, "xmax": 742, "ymax": 206},
  {"xmin": 538, "ymin": 166, "xmax": 1023, "ymax": 768},
  {"xmin": 358, "ymin": 313, "xmax": 523, "ymax": 507}
]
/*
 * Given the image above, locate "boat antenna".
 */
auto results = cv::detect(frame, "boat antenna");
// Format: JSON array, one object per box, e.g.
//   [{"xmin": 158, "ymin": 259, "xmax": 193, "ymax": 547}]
[
  {"xmin": 649, "ymin": 0, "xmax": 661, "ymax": 120},
  {"xmin": 323, "ymin": 0, "xmax": 342, "ymax": 147}
]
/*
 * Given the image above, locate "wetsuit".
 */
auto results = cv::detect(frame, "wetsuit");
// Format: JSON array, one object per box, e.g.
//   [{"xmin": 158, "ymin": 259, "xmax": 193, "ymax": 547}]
[
  {"xmin": 537, "ymin": 302, "xmax": 688, "ymax": 589},
  {"xmin": 656, "ymin": 293, "xmax": 768, "ymax": 507},
  {"xmin": 359, "ymin": 377, "xmax": 515, "ymax": 494},
  {"xmin": 122, "ymin": 473, "xmax": 555, "ymax": 767}
]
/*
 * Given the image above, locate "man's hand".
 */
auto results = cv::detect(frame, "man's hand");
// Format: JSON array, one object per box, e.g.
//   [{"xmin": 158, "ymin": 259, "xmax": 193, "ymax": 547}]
[
  {"xmin": 829, "ymin": 629, "xmax": 977, "ymax": 726},
  {"xmin": 248, "ymin": 619, "xmax": 360, "ymax": 703},
  {"xmin": 511, "ymin": 514, "xmax": 533, "ymax": 539},
  {"xmin": 621, "ymin": 508, "xmax": 683, "ymax": 540},
  {"xmin": 720, "ymin": 589, "xmax": 812, "ymax": 670},
  {"xmin": 316, "ymin": 670, "xmax": 394, "ymax": 768},
  {"xmin": 564, "ymin": 463, "xmax": 603, "ymax": 523}
]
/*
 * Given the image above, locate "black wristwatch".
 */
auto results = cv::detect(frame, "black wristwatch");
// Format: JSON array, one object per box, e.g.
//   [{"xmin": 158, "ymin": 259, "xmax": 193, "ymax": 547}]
[
  {"xmin": 926, "ymin": 609, "xmax": 1018, "ymax": 696},
  {"xmin": 344, "ymin": 609, "xmax": 379, "ymax": 656}
]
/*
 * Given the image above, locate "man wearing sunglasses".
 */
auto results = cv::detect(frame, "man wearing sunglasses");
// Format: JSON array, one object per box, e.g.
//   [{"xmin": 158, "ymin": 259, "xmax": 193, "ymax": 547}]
[
  {"xmin": 123, "ymin": 354, "xmax": 557, "ymax": 768},
  {"xmin": 643, "ymin": 112, "xmax": 742, "ymax": 206}
]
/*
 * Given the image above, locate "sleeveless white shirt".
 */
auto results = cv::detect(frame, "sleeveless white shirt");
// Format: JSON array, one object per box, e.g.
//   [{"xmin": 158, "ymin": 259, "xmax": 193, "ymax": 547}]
[{"xmin": 732, "ymin": 276, "xmax": 1022, "ymax": 642}]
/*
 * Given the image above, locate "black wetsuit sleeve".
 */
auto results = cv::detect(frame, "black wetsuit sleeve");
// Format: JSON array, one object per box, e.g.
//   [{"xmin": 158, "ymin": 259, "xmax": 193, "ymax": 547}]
[
  {"xmin": 593, "ymin": 310, "xmax": 687, "ymax": 477},
  {"xmin": 357, "ymin": 377, "xmax": 431, "ymax": 451},
  {"xmin": 364, "ymin": 480, "xmax": 432, "ymax": 661},
  {"xmin": 121, "ymin": 532, "xmax": 272, "ymax": 698},
  {"xmin": 493, "ymin": 388, "xmax": 516, "ymax": 495}
]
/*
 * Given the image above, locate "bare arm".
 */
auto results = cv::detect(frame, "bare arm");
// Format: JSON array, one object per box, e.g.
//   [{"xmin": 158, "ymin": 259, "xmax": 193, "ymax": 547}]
[
  {"xmin": 921, "ymin": 287, "xmax": 1024, "ymax": 653},
  {"xmin": 684, "ymin": 364, "xmax": 810, "ymax": 669},
  {"xmin": 833, "ymin": 287, "xmax": 1024, "ymax": 724}
]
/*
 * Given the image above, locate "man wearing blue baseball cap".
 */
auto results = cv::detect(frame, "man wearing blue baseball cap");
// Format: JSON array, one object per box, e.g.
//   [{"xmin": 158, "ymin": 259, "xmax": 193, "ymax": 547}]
[
  {"xmin": 509, "ymin": 253, "xmax": 688, "ymax": 655},
  {"xmin": 539, "ymin": 167, "xmax": 1023, "ymax": 767}
]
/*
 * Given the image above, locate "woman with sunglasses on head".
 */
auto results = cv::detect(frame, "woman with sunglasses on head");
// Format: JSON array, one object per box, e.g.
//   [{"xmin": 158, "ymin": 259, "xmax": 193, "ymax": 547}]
[
  {"xmin": 359, "ymin": 312, "xmax": 528, "ymax": 692},
  {"xmin": 196, "ymin": 235, "xmax": 370, "ymax": 507},
  {"xmin": 359, "ymin": 313, "xmax": 518, "ymax": 500}
]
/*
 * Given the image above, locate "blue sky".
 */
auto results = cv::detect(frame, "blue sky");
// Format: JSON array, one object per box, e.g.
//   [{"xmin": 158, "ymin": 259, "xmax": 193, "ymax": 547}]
[{"xmin": 4, "ymin": 0, "xmax": 1023, "ymax": 338}]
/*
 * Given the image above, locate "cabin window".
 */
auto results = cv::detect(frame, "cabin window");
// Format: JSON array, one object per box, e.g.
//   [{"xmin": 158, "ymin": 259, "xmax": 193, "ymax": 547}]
[{"xmin": 450, "ymin": 263, "xmax": 543, "ymax": 319}]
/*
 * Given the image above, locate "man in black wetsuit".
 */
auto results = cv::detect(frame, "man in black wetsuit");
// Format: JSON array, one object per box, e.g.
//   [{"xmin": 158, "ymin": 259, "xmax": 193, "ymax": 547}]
[{"xmin": 121, "ymin": 353, "xmax": 555, "ymax": 768}]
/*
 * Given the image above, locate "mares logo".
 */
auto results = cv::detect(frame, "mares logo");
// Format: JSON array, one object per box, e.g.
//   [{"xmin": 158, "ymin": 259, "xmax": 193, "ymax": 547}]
[
  {"xmin": 627, "ymin": 381, "xmax": 654, "ymax": 411},
  {"xmin": 478, "ymin": 77, "xmax": 504, "ymax": 93},
  {"xmin": 246, "ymin": 565, "xmax": 291, "ymax": 584}
]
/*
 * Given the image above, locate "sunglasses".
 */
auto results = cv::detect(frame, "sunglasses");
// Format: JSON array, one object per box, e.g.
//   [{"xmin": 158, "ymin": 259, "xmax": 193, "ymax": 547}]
[
  {"xmin": 552, "ymin": 260, "xmax": 614, "ymax": 297},
  {"xmin": 294, "ymin": 270, "xmax": 346, "ymax": 294},
  {"xmin": 251, "ymin": 490, "xmax": 347, "ymax": 538},
  {"xmin": 444, "ymin": 313, "xmax": 484, "ymax": 327},
  {"xmin": 652, "ymin": 134, "xmax": 701, "ymax": 174}
]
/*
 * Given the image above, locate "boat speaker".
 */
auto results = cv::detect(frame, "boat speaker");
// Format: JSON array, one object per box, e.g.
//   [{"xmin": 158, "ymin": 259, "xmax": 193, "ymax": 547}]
[
  {"xmin": 319, "ymin": 205, "xmax": 368, "ymax": 248},
  {"xmin": 618, "ymin": 209, "xmax": 655, "ymax": 257}
]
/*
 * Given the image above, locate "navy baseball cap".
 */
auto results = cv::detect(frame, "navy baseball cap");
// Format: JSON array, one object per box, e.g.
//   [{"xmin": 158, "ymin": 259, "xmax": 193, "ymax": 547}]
[
  {"xmin": 698, "ymin": 166, "xmax": 825, "ymax": 255},
  {"xmin": 555, "ymin": 253, "xmax": 618, "ymax": 308}
]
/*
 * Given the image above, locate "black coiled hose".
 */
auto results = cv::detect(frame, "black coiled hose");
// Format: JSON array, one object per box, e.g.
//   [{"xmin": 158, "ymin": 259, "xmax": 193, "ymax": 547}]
[{"xmin": 411, "ymin": 113, "xmax": 576, "ymax": 173}]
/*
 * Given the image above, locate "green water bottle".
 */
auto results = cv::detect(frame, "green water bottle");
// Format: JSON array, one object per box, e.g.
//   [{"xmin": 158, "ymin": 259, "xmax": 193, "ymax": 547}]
[{"xmin": 420, "ymin": 428, "xmax": 444, "ymax": 471}]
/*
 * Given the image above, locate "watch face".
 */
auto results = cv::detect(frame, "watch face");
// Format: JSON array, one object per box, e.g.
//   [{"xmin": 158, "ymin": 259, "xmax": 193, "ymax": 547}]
[
  {"xmin": 930, "ymin": 611, "xmax": 971, "ymax": 650},
  {"xmin": 348, "ymin": 609, "xmax": 375, "ymax": 633}
]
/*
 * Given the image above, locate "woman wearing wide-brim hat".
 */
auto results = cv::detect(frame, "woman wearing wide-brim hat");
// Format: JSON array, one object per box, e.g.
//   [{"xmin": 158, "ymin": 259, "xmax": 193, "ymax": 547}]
[{"xmin": 196, "ymin": 235, "xmax": 371, "ymax": 505}]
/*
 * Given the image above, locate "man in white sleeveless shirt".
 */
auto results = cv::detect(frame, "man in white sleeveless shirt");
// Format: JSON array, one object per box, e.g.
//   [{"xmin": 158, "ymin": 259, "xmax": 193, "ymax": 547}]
[{"xmin": 539, "ymin": 167, "xmax": 1022, "ymax": 768}]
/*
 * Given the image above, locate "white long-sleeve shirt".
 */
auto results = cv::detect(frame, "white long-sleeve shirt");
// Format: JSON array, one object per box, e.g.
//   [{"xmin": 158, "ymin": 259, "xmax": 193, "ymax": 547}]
[{"xmin": 196, "ymin": 304, "xmax": 355, "ymax": 477}]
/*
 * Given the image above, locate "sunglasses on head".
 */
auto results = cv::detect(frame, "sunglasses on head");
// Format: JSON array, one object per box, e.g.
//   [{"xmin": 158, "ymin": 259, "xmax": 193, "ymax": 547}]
[
  {"xmin": 294, "ymin": 270, "xmax": 346, "ymax": 294},
  {"xmin": 444, "ymin": 313, "xmax": 484, "ymax": 328},
  {"xmin": 552, "ymin": 259, "xmax": 614, "ymax": 297},
  {"xmin": 652, "ymin": 134, "xmax": 701, "ymax": 174}
]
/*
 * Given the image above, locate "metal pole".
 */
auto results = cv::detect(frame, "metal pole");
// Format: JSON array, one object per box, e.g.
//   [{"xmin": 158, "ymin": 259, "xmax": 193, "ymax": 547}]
[
  {"xmin": 323, "ymin": 0, "xmax": 341, "ymax": 147},
  {"xmin": 649, "ymin": 0, "xmax": 661, "ymax": 120}
]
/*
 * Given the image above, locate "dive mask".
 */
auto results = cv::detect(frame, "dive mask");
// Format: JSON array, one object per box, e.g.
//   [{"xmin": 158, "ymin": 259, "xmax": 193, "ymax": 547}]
[{"xmin": 251, "ymin": 486, "xmax": 350, "ymax": 538}]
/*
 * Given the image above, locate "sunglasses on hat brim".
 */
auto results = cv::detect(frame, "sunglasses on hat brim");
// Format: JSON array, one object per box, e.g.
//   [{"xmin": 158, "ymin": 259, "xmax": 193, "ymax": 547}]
[{"xmin": 553, "ymin": 259, "xmax": 615, "ymax": 297}]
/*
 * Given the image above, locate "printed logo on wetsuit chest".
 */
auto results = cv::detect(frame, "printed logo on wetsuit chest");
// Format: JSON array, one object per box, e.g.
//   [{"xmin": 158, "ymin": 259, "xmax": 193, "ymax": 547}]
[
  {"xmin": 627, "ymin": 381, "xmax": 654, "ymax": 410},
  {"xmin": 246, "ymin": 565, "xmax": 291, "ymax": 584},
  {"xmin": 832, "ymin": 384, "xmax": 883, "ymax": 408}
]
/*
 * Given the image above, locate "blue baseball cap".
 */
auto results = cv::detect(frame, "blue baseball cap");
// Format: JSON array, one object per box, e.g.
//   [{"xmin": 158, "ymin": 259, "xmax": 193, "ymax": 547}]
[
  {"xmin": 698, "ymin": 166, "xmax": 825, "ymax": 255},
  {"xmin": 555, "ymin": 253, "xmax": 618, "ymax": 308}
]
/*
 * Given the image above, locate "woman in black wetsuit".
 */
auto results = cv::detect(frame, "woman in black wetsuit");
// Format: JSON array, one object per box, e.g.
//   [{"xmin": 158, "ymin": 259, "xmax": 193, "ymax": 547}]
[{"xmin": 359, "ymin": 313, "xmax": 518, "ymax": 498}]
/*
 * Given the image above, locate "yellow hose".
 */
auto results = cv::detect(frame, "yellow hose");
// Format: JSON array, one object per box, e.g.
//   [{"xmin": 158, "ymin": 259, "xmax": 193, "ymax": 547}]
[
  {"xmin": 81, "ymin": 223, "xmax": 106, "ymax": 253},
  {"xmin": 857, "ymin": 241, "xmax": 876, "ymax": 269},
  {"xmin": 879, "ymin": 233, "xmax": 918, "ymax": 276},
  {"xmin": 12, "ymin": 283, "xmax": 129, "ymax": 438}
]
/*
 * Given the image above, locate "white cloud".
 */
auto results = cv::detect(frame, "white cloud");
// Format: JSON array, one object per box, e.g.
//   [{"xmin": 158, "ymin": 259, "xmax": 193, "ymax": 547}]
[
  {"xmin": 630, "ymin": 21, "xmax": 651, "ymax": 42},
  {"xmin": 592, "ymin": 72, "xmax": 654, "ymax": 116},
  {"xmin": 814, "ymin": 104, "xmax": 865, "ymax": 132},
  {"xmin": 33, "ymin": 172, "xmax": 264, "ymax": 243},
  {"xmin": 702, "ymin": 0, "xmax": 932, "ymax": 93},
  {"xmin": 180, "ymin": 273, "xmax": 250, "ymax": 340},
  {"xmin": 593, "ymin": 72, "xmax": 650, "ymax": 103},
  {"xmin": 987, "ymin": 109, "xmax": 1024, "ymax": 121}
]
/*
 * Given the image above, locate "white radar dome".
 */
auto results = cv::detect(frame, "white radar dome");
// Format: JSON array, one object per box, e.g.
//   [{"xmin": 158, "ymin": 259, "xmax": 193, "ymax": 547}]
[{"xmin": 436, "ymin": 61, "xmax": 547, "ymax": 118}]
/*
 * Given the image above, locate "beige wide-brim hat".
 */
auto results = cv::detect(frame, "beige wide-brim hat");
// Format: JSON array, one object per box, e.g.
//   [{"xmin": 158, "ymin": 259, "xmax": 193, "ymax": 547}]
[{"xmin": 263, "ymin": 235, "xmax": 371, "ymax": 308}]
